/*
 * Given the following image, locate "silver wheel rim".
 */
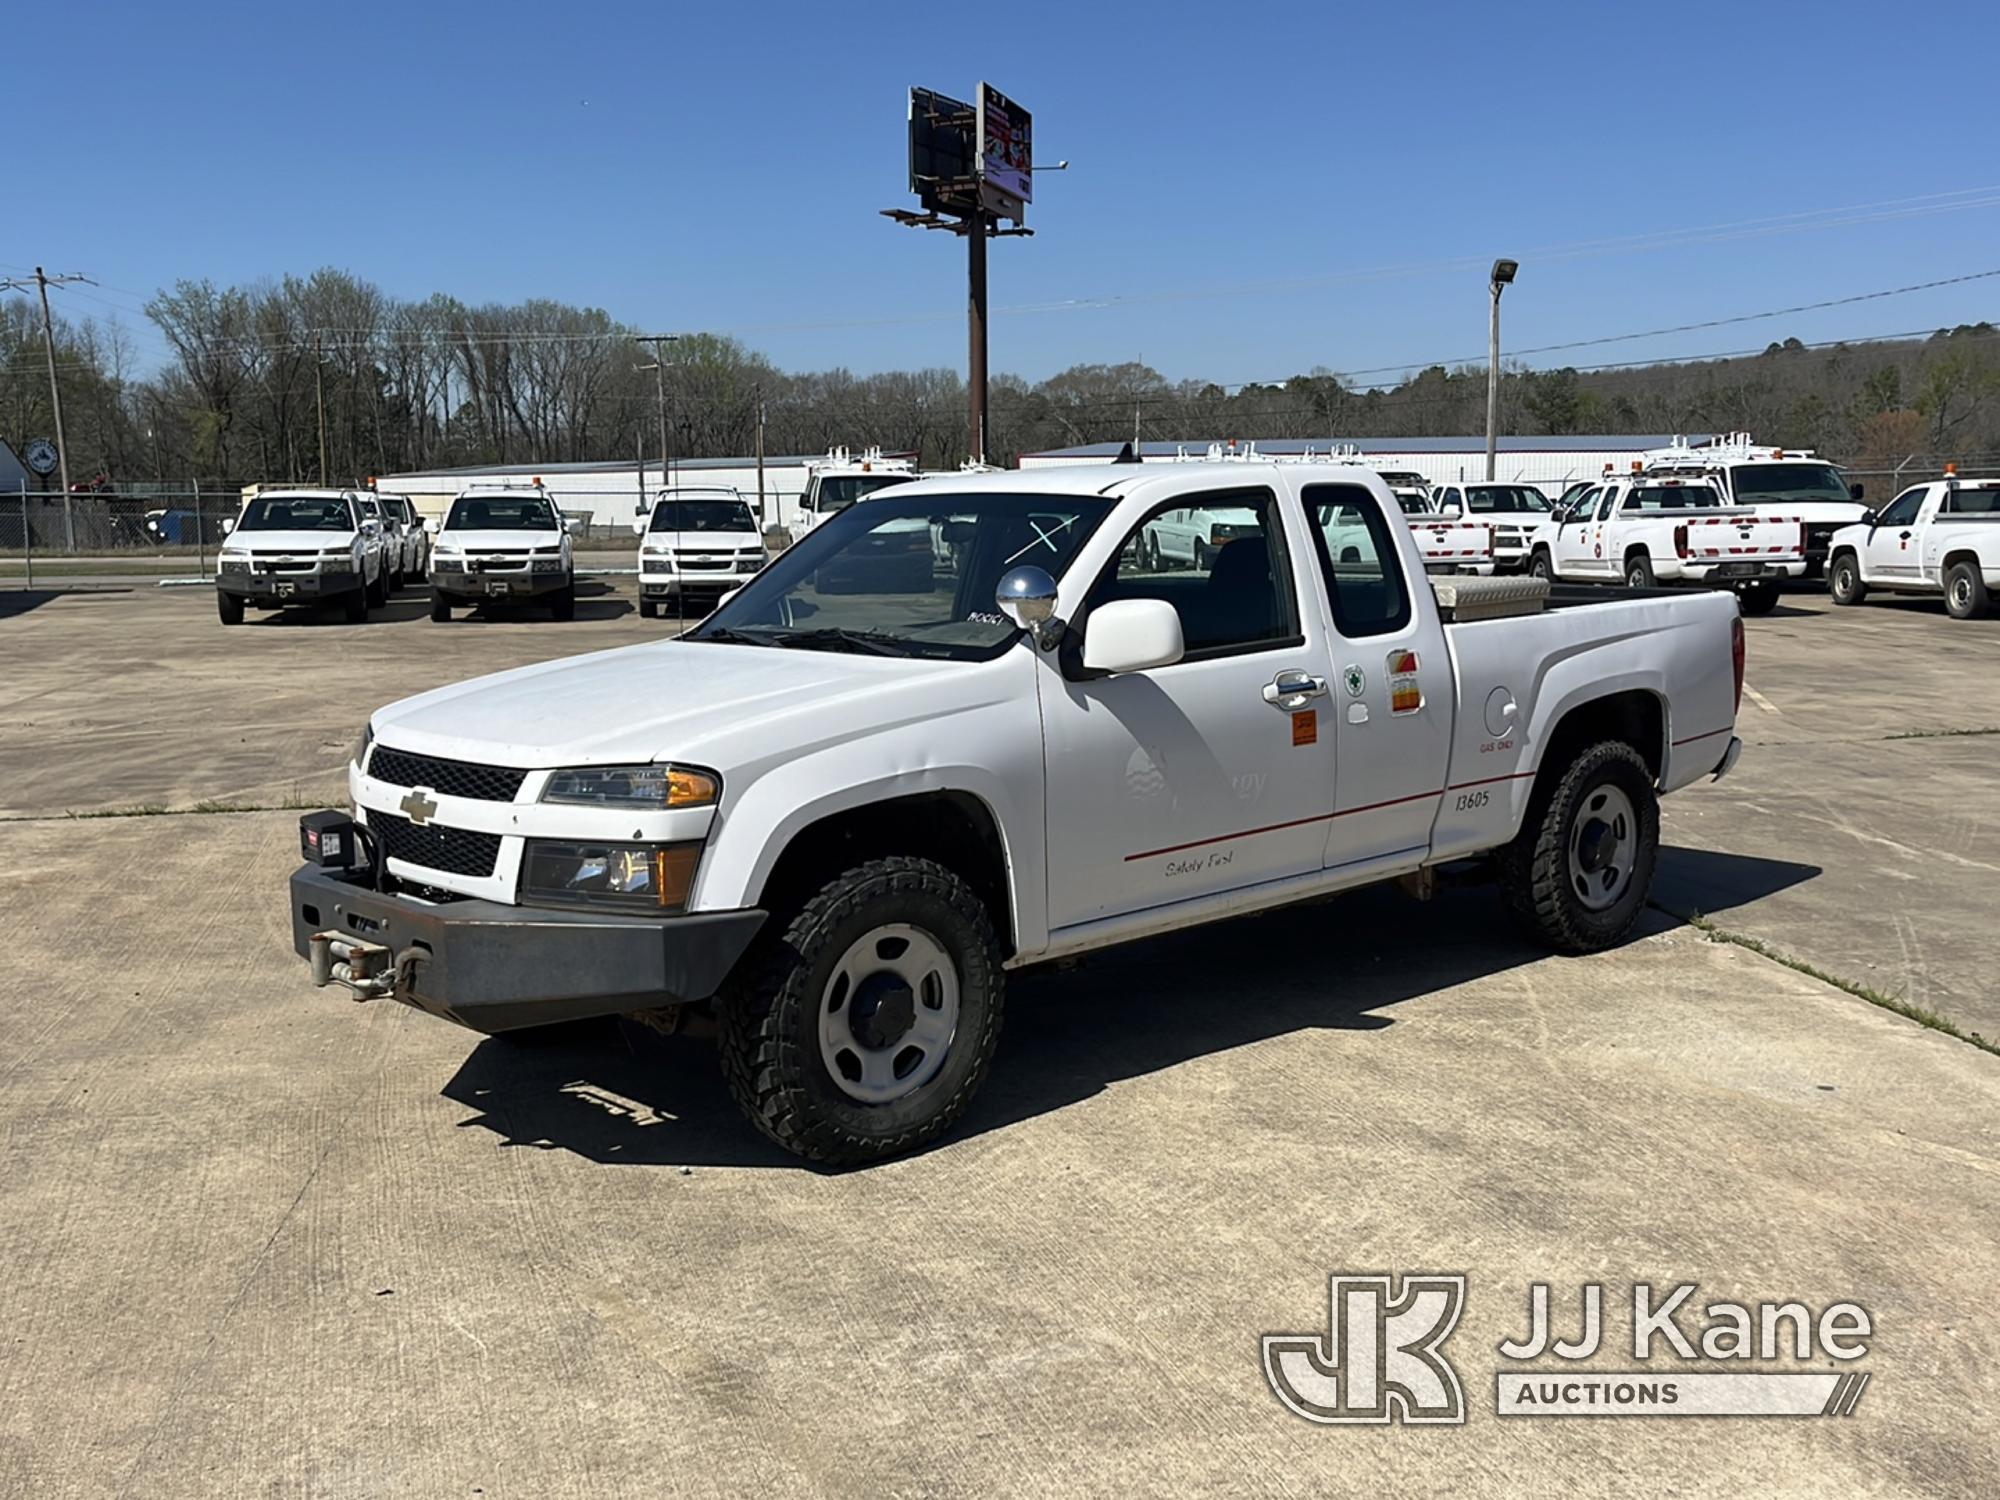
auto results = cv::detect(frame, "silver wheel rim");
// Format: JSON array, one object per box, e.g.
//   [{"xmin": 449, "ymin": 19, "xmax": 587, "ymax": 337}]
[
  {"xmin": 818, "ymin": 923, "xmax": 960, "ymax": 1104},
  {"xmin": 1950, "ymin": 575, "xmax": 1970, "ymax": 611},
  {"xmin": 1567, "ymin": 783, "xmax": 1637, "ymax": 912}
]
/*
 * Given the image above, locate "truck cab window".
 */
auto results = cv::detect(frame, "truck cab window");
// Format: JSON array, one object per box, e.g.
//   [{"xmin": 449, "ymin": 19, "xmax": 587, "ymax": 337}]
[
  {"xmin": 1878, "ymin": 489, "xmax": 1926, "ymax": 527},
  {"xmin": 1301, "ymin": 483, "xmax": 1411, "ymax": 638},
  {"xmin": 1090, "ymin": 488, "xmax": 1299, "ymax": 658}
]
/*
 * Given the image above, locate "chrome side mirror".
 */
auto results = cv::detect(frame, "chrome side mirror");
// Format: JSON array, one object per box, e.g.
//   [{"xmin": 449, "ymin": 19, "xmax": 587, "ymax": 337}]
[{"xmin": 996, "ymin": 565, "xmax": 1064, "ymax": 648}]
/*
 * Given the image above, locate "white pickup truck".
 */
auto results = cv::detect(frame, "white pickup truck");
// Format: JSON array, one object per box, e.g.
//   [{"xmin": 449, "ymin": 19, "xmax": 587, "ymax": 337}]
[
  {"xmin": 293, "ymin": 461, "xmax": 1746, "ymax": 1165},
  {"xmin": 427, "ymin": 484, "xmax": 581, "ymax": 622},
  {"xmin": 216, "ymin": 488, "xmax": 391, "ymax": 625},
  {"xmin": 788, "ymin": 447, "xmax": 920, "ymax": 542},
  {"xmin": 635, "ymin": 488, "xmax": 767, "ymax": 618},
  {"xmin": 1826, "ymin": 472, "xmax": 2000, "ymax": 619},
  {"xmin": 1640, "ymin": 434, "xmax": 1866, "ymax": 579},
  {"xmin": 1430, "ymin": 482, "xmax": 1554, "ymax": 573},
  {"xmin": 1525, "ymin": 476, "xmax": 1805, "ymax": 614}
]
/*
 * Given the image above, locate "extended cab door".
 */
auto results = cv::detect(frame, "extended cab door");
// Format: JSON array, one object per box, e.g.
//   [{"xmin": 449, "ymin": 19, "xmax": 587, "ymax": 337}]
[
  {"xmin": 1039, "ymin": 485, "xmax": 1340, "ymax": 929},
  {"xmin": 1551, "ymin": 485, "xmax": 1604, "ymax": 576},
  {"xmin": 1299, "ymin": 482, "xmax": 1455, "ymax": 870},
  {"xmin": 1862, "ymin": 485, "xmax": 1929, "ymax": 583}
]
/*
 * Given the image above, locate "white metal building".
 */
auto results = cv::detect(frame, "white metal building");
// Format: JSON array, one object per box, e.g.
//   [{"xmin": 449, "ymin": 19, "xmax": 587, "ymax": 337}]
[
  {"xmin": 1017, "ymin": 436, "xmax": 1721, "ymax": 497},
  {"xmin": 373, "ymin": 452, "xmax": 920, "ymax": 534}
]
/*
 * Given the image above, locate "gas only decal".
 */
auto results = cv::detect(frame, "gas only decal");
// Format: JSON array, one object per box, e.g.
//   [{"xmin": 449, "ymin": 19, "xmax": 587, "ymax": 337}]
[{"xmin": 1387, "ymin": 650, "xmax": 1423, "ymax": 715}]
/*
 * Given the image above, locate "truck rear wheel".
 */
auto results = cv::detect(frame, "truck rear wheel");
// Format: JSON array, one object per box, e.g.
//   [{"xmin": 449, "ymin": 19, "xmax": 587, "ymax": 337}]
[
  {"xmin": 217, "ymin": 591, "xmax": 244, "ymax": 626},
  {"xmin": 1737, "ymin": 581, "xmax": 1780, "ymax": 616},
  {"xmin": 1498, "ymin": 740, "xmax": 1658, "ymax": 954},
  {"xmin": 1624, "ymin": 554, "xmax": 1655, "ymax": 589},
  {"xmin": 1944, "ymin": 560, "xmax": 1990, "ymax": 620},
  {"xmin": 718, "ymin": 856, "xmax": 1004, "ymax": 1166},
  {"xmin": 1828, "ymin": 553, "xmax": 1866, "ymax": 606}
]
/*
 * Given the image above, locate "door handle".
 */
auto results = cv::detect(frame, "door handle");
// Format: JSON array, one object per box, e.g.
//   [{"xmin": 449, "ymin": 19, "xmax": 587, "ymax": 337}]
[
  {"xmin": 1898, "ymin": 531, "xmax": 1912, "ymax": 540},
  {"xmin": 1263, "ymin": 671, "xmax": 1328, "ymax": 709}
]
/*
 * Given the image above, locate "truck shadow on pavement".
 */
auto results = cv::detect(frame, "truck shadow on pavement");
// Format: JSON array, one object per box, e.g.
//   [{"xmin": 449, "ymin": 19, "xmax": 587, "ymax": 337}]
[
  {"xmin": 438, "ymin": 844, "xmax": 1819, "ymax": 1171},
  {"xmin": 0, "ymin": 586, "xmax": 134, "ymax": 617}
]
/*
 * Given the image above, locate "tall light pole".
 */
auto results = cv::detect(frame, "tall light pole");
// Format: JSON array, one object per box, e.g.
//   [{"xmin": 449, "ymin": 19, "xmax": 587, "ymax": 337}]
[{"xmin": 1486, "ymin": 257, "xmax": 1518, "ymax": 481}]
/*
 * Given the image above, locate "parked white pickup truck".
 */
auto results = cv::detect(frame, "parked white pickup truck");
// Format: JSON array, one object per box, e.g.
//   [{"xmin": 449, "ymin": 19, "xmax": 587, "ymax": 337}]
[
  {"xmin": 427, "ymin": 484, "xmax": 581, "ymax": 622},
  {"xmin": 1826, "ymin": 472, "xmax": 2000, "ymax": 619},
  {"xmin": 293, "ymin": 461, "xmax": 1746, "ymax": 1164},
  {"xmin": 216, "ymin": 488, "xmax": 390, "ymax": 625},
  {"xmin": 1525, "ymin": 476, "xmax": 1804, "ymax": 614},
  {"xmin": 1640, "ymin": 433, "xmax": 1866, "ymax": 579},
  {"xmin": 789, "ymin": 447, "xmax": 920, "ymax": 542},
  {"xmin": 1430, "ymin": 482, "xmax": 1553, "ymax": 573},
  {"xmin": 635, "ymin": 488, "xmax": 767, "ymax": 618}
]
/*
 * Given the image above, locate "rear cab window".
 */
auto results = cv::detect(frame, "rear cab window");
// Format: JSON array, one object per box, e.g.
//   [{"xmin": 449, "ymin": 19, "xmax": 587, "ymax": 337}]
[{"xmin": 1301, "ymin": 483, "xmax": 1411, "ymax": 638}]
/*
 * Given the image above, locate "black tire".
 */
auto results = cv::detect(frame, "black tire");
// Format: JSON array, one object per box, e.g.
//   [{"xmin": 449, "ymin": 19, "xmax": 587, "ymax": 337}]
[
  {"xmin": 1737, "ymin": 581, "xmax": 1780, "ymax": 616},
  {"xmin": 1624, "ymin": 554, "xmax": 1655, "ymax": 589},
  {"xmin": 718, "ymin": 856, "xmax": 1004, "ymax": 1166},
  {"xmin": 1828, "ymin": 552, "xmax": 1867, "ymax": 606},
  {"xmin": 1194, "ymin": 539, "xmax": 1213, "ymax": 572},
  {"xmin": 1528, "ymin": 548, "xmax": 1554, "ymax": 583},
  {"xmin": 344, "ymin": 587, "xmax": 369, "ymax": 623},
  {"xmin": 639, "ymin": 596, "xmax": 659, "ymax": 619},
  {"xmin": 428, "ymin": 591, "xmax": 451, "ymax": 623},
  {"xmin": 1497, "ymin": 740, "xmax": 1659, "ymax": 955},
  {"xmin": 1144, "ymin": 532, "xmax": 1162, "ymax": 572},
  {"xmin": 1944, "ymin": 560, "xmax": 1990, "ymax": 621},
  {"xmin": 216, "ymin": 591, "xmax": 244, "ymax": 626},
  {"xmin": 550, "ymin": 578, "xmax": 576, "ymax": 621}
]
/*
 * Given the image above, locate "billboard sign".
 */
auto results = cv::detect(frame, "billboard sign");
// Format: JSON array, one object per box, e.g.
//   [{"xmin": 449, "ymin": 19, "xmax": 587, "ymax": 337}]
[
  {"xmin": 908, "ymin": 87, "xmax": 978, "ymax": 217},
  {"xmin": 977, "ymin": 82, "xmax": 1031, "ymax": 220}
]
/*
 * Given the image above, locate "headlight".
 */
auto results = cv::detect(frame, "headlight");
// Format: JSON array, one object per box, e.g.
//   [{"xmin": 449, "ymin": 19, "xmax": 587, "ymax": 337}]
[
  {"xmin": 219, "ymin": 556, "xmax": 249, "ymax": 574},
  {"xmin": 540, "ymin": 763, "xmax": 719, "ymax": 808},
  {"xmin": 520, "ymin": 839, "xmax": 702, "ymax": 912},
  {"xmin": 642, "ymin": 556, "xmax": 672, "ymax": 574},
  {"xmin": 355, "ymin": 721, "xmax": 374, "ymax": 769}
]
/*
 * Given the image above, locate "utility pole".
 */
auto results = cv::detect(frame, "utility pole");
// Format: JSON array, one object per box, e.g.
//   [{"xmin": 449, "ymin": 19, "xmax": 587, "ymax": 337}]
[
  {"xmin": 313, "ymin": 333, "xmax": 329, "ymax": 485},
  {"xmin": 754, "ymin": 384, "xmax": 767, "ymax": 529},
  {"xmin": 635, "ymin": 334, "xmax": 681, "ymax": 492},
  {"xmin": 2, "ymin": 268, "xmax": 93, "ymax": 549},
  {"xmin": 1485, "ymin": 258, "xmax": 1519, "ymax": 482}
]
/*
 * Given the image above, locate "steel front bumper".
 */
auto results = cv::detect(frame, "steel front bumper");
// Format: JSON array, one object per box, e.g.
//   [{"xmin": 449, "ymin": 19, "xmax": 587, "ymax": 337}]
[
  {"xmin": 432, "ymin": 569, "xmax": 567, "ymax": 599},
  {"xmin": 218, "ymin": 570, "xmax": 360, "ymax": 601},
  {"xmin": 290, "ymin": 863, "xmax": 765, "ymax": 1034}
]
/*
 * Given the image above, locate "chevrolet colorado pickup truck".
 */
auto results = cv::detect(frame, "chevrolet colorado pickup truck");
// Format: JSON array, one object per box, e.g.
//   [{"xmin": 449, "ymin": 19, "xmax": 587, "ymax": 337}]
[
  {"xmin": 1525, "ymin": 476, "xmax": 1804, "ymax": 614},
  {"xmin": 636, "ymin": 488, "xmax": 767, "ymax": 617},
  {"xmin": 1826, "ymin": 471, "xmax": 2000, "ymax": 619},
  {"xmin": 427, "ymin": 484, "xmax": 581, "ymax": 622},
  {"xmin": 293, "ymin": 461, "xmax": 1746, "ymax": 1165},
  {"xmin": 216, "ymin": 488, "xmax": 390, "ymax": 625}
]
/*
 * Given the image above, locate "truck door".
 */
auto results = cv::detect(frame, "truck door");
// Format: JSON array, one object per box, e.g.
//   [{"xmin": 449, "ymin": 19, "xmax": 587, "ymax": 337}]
[
  {"xmin": 1300, "ymin": 483, "xmax": 1454, "ymax": 870},
  {"xmin": 1862, "ymin": 485, "xmax": 1928, "ymax": 583},
  {"xmin": 1039, "ymin": 485, "xmax": 1340, "ymax": 930},
  {"xmin": 1551, "ymin": 486, "xmax": 1603, "ymax": 577}
]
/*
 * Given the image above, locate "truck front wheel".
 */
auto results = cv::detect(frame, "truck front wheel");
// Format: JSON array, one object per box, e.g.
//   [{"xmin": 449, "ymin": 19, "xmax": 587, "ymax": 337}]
[
  {"xmin": 429, "ymin": 591, "xmax": 452, "ymax": 622},
  {"xmin": 344, "ymin": 587, "xmax": 369, "ymax": 623},
  {"xmin": 217, "ymin": 591, "xmax": 244, "ymax": 626},
  {"xmin": 1528, "ymin": 548, "xmax": 1554, "ymax": 583},
  {"xmin": 1498, "ymin": 740, "xmax": 1658, "ymax": 954},
  {"xmin": 1944, "ymin": 560, "xmax": 1990, "ymax": 620},
  {"xmin": 719, "ymin": 856, "xmax": 1004, "ymax": 1166},
  {"xmin": 1828, "ymin": 553, "xmax": 1866, "ymax": 606}
]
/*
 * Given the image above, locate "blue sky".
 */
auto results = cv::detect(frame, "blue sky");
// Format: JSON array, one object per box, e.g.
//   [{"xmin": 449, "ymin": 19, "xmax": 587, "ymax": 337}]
[{"xmin": 12, "ymin": 0, "xmax": 2000, "ymax": 387}]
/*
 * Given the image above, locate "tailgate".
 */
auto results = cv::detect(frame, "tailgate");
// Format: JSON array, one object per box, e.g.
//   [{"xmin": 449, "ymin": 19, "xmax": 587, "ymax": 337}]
[
  {"xmin": 1679, "ymin": 512, "xmax": 1805, "ymax": 564},
  {"xmin": 1412, "ymin": 519, "xmax": 1495, "ymax": 569}
]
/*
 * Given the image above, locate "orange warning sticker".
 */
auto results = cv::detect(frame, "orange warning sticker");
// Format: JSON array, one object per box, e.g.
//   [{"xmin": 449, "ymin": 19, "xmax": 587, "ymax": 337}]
[
  {"xmin": 1387, "ymin": 649, "xmax": 1423, "ymax": 715},
  {"xmin": 1292, "ymin": 710, "xmax": 1318, "ymax": 746}
]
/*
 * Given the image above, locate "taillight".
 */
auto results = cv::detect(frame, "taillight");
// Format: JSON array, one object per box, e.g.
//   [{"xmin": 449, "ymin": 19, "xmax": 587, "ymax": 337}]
[
  {"xmin": 1731, "ymin": 616, "xmax": 1745, "ymax": 714},
  {"xmin": 1674, "ymin": 524, "xmax": 1690, "ymax": 560}
]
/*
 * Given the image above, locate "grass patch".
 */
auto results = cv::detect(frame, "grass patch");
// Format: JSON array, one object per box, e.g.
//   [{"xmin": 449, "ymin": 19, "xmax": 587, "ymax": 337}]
[
  {"xmin": 1884, "ymin": 726, "xmax": 2000, "ymax": 741},
  {"xmin": 1679, "ymin": 909, "xmax": 1997, "ymax": 1057},
  {"xmin": 1, "ymin": 791, "xmax": 336, "ymax": 825}
]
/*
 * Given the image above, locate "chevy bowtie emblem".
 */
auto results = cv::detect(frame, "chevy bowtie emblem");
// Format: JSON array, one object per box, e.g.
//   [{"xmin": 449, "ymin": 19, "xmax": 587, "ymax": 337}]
[{"xmin": 400, "ymin": 788, "xmax": 439, "ymax": 825}]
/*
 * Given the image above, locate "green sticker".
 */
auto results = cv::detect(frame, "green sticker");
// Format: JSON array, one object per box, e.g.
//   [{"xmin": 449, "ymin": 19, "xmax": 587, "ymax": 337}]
[{"xmin": 1343, "ymin": 665, "xmax": 1366, "ymax": 698}]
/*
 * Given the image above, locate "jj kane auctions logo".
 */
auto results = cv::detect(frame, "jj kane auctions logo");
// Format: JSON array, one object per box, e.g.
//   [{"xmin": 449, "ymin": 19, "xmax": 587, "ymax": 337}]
[{"xmin": 1265, "ymin": 1275, "xmax": 1873, "ymax": 1423}]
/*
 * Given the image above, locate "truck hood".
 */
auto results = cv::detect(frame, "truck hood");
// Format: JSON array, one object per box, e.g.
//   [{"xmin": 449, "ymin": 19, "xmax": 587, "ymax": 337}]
[
  {"xmin": 436, "ymin": 530, "xmax": 564, "ymax": 551},
  {"xmin": 370, "ymin": 639, "xmax": 972, "ymax": 767},
  {"xmin": 224, "ymin": 531, "xmax": 357, "ymax": 554}
]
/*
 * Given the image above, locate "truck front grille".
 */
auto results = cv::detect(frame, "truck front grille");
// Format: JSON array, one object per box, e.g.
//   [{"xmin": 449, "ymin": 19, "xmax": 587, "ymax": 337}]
[
  {"xmin": 368, "ymin": 747, "xmax": 528, "ymax": 802},
  {"xmin": 366, "ymin": 811, "xmax": 502, "ymax": 878}
]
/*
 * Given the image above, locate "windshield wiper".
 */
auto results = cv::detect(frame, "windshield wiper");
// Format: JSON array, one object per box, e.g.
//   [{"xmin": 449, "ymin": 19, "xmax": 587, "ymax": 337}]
[{"xmin": 767, "ymin": 628, "xmax": 912, "ymax": 657}]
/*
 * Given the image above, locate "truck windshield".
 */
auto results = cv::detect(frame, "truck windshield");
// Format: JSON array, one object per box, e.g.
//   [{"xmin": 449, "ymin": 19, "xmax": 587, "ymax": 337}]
[
  {"xmin": 815, "ymin": 474, "xmax": 912, "ymax": 515},
  {"xmin": 235, "ymin": 496, "xmax": 354, "ymax": 532},
  {"xmin": 445, "ymin": 496, "xmax": 558, "ymax": 530},
  {"xmin": 695, "ymin": 492, "xmax": 1116, "ymax": 660},
  {"xmin": 651, "ymin": 498, "xmax": 756, "ymax": 533},
  {"xmin": 1729, "ymin": 463, "xmax": 1852, "ymax": 505},
  {"xmin": 1463, "ymin": 485, "xmax": 1550, "ymax": 513}
]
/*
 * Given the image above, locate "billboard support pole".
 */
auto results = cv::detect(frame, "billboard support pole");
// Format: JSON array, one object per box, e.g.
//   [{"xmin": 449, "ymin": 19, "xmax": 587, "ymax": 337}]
[{"xmin": 967, "ymin": 209, "xmax": 989, "ymax": 466}]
